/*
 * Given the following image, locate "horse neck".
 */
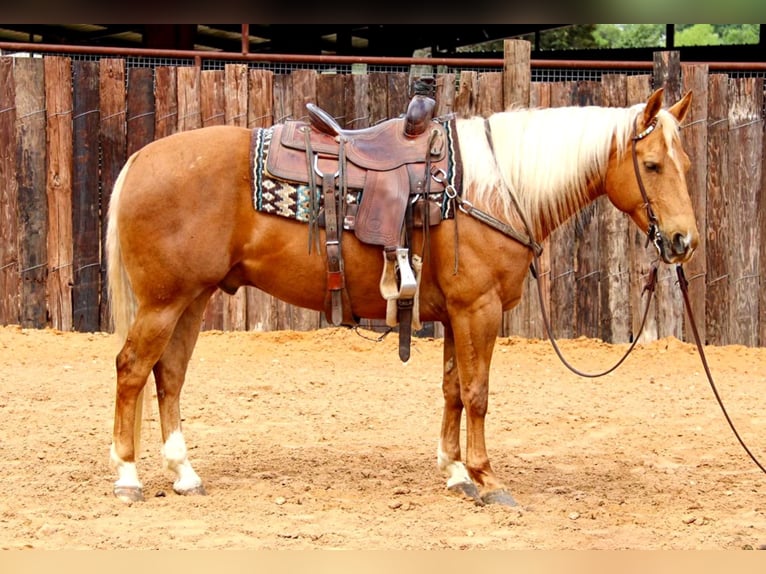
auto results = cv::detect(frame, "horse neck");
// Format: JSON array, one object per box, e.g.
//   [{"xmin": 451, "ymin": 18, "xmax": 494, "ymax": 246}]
[{"xmin": 462, "ymin": 106, "xmax": 635, "ymax": 243}]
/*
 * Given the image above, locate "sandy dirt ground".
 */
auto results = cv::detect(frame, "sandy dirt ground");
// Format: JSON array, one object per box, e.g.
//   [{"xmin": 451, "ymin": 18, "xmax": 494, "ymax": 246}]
[{"xmin": 1, "ymin": 324, "xmax": 765, "ymax": 550}]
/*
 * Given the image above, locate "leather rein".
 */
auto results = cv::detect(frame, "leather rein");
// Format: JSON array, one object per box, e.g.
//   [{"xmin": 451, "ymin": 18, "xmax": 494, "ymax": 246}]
[{"xmin": 477, "ymin": 113, "xmax": 766, "ymax": 476}]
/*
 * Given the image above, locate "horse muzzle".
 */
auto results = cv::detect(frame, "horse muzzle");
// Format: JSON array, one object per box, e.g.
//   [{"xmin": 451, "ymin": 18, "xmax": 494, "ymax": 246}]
[{"xmin": 655, "ymin": 229, "xmax": 698, "ymax": 264}]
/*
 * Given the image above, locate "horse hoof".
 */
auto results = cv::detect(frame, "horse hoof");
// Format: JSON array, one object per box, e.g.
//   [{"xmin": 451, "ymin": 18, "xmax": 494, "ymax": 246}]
[
  {"xmin": 114, "ymin": 485, "xmax": 145, "ymax": 503},
  {"xmin": 481, "ymin": 489, "xmax": 518, "ymax": 507},
  {"xmin": 174, "ymin": 484, "xmax": 207, "ymax": 496},
  {"xmin": 448, "ymin": 481, "xmax": 485, "ymax": 506}
]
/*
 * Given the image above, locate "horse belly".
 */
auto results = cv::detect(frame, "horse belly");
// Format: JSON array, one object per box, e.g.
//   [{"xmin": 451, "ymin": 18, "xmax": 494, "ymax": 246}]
[{"xmin": 237, "ymin": 215, "xmax": 393, "ymax": 318}]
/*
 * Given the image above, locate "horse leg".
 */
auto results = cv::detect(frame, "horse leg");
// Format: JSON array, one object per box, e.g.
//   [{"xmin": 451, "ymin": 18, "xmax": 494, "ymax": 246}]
[
  {"xmin": 111, "ymin": 305, "xmax": 185, "ymax": 503},
  {"xmin": 437, "ymin": 323, "xmax": 483, "ymax": 504},
  {"xmin": 449, "ymin": 302, "xmax": 518, "ymax": 507},
  {"xmin": 153, "ymin": 289, "xmax": 214, "ymax": 496}
]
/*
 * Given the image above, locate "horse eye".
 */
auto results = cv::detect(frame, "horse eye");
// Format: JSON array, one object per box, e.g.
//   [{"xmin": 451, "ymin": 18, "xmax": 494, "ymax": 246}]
[{"xmin": 644, "ymin": 161, "xmax": 659, "ymax": 173}]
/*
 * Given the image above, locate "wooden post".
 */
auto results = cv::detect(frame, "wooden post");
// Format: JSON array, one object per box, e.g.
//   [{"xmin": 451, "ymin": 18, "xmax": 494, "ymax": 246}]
[
  {"xmin": 705, "ymin": 74, "xmax": 730, "ymax": 346},
  {"xmin": 317, "ymin": 73, "xmax": 346, "ymax": 125},
  {"xmin": 15, "ymin": 57, "xmax": 48, "ymax": 328},
  {"xmin": 344, "ymin": 73, "xmax": 370, "ymax": 129},
  {"xmin": 503, "ymin": 39, "xmax": 530, "ymax": 109},
  {"xmin": 45, "ymin": 56, "xmax": 74, "ymax": 332},
  {"xmin": 72, "ymin": 60, "xmax": 100, "ymax": 332},
  {"xmin": 454, "ymin": 71, "xmax": 477, "ymax": 117},
  {"xmin": 0, "ymin": 57, "xmax": 19, "ymax": 325},
  {"xmin": 99, "ymin": 58, "xmax": 127, "ymax": 332},
  {"xmin": 126, "ymin": 67, "xmax": 154, "ymax": 156},
  {"xmin": 433, "ymin": 73, "xmax": 455, "ymax": 118},
  {"xmin": 727, "ymin": 77, "xmax": 762, "ymax": 347},
  {"xmin": 154, "ymin": 66, "xmax": 177, "ymax": 140},
  {"xmin": 680, "ymin": 64, "xmax": 709, "ymax": 345},
  {"xmin": 177, "ymin": 66, "xmax": 201, "ymax": 133},
  {"xmin": 368, "ymin": 73, "xmax": 388, "ymax": 125},
  {"xmin": 599, "ymin": 74, "xmax": 632, "ymax": 343},
  {"xmin": 387, "ymin": 72, "xmax": 408, "ymax": 117}
]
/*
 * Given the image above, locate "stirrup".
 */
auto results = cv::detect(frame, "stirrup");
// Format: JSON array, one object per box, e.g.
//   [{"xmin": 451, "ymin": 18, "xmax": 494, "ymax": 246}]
[{"xmin": 379, "ymin": 247, "xmax": 418, "ymax": 302}]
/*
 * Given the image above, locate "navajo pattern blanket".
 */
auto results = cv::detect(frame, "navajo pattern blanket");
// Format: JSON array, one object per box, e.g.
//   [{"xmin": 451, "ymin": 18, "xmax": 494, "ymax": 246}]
[{"xmin": 250, "ymin": 118, "xmax": 462, "ymax": 222}]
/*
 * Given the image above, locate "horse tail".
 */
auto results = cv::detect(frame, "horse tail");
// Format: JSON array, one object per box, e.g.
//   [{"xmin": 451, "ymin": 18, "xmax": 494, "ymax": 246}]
[{"xmin": 106, "ymin": 151, "xmax": 145, "ymax": 455}]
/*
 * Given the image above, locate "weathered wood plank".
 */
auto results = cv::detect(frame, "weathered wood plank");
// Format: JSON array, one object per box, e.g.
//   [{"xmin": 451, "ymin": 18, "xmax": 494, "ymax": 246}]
[
  {"xmin": 368, "ymin": 73, "xmax": 388, "ymax": 125},
  {"xmin": 15, "ymin": 58, "xmax": 48, "ymax": 328},
  {"xmin": 272, "ymin": 73, "xmax": 292, "ymax": 126},
  {"xmin": 99, "ymin": 58, "xmax": 126, "ymax": 332},
  {"xmin": 154, "ymin": 66, "xmax": 177, "ymax": 140},
  {"xmin": 625, "ymin": 75, "xmax": 658, "ymax": 343},
  {"xmin": 248, "ymin": 69, "xmax": 273, "ymax": 128},
  {"xmin": 434, "ymin": 73, "xmax": 455, "ymax": 117},
  {"xmin": 680, "ymin": 64, "xmax": 709, "ymax": 345},
  {"xmin": 45, "ymin": 56, "xmax": 74, "ymax": 332},
  {"xmin": 705, "ymin": 74, "xmax": 730, "ymax": 345},
  {"xmin": 454, "ymin": 71, "xmax": 477, "ymax": 117},
  {"xmin": 0, "ymin": 57, "xmax": 19, "ymax": 325},
  {"xmin": 503, "ymin": 39, "xmax": 531, "ymax": 109},
  {"xmin": 316, "ymin": 73, "xmax": 345, "ymax": 125},
  {"xmin": 290, "ymin": 68, "xmax": 316, "ymax": 122},
  {"xmin": 344, "ymin": 73, "xmax": 369, "ymax": 130},
  {"xmin": 72, "ymin": 60, "xmax": 100, "ymax": 332},
  {"xmin": 727, "ymin": 77, "xmax": 762, "ymax": 347},
  {"xmin": 126, "ymin": 67, "xmax": 154, "ymax": 156},
  {"xmin": 761, "ymin": 98, "xmax": 766, "ymax": 347},
  {"xmin": 653, "ymin": 50, "xmax": 682, "ymax": 103},
  {"xmin": 387, "ymin": 73, "xmax": 409, "ymax": 117},
  {"xmin": 599, "ymin": 74, "xmax": 632, "ymax": 343},
  {"xmin": 477, "ymin": 72, "xmax": 503, "ymax": 119},
  {"xmin": 177, "ymin": 66, "xmax": 201, "ymax": 132},
  {"xmin": 200, "ymin": 69, "xmax": 225, "ymax": 127}
]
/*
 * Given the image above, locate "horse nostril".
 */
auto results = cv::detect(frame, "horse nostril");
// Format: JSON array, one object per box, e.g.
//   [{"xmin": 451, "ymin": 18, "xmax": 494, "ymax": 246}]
[{"xmin": 671, "ymin": 232, "xmax": 689, "ymax": 255}]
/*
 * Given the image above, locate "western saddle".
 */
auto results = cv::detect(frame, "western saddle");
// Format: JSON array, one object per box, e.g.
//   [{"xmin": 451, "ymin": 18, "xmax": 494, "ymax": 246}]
[{"xmin": 266, "ymin": 94, "xmax": 452, "ymax": 360}]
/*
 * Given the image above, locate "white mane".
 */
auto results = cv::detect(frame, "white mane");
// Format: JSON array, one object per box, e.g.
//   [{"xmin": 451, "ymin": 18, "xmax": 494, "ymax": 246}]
[{"xmin": 455, "ymin": 103, "xmax": 682, "ymax": 239}]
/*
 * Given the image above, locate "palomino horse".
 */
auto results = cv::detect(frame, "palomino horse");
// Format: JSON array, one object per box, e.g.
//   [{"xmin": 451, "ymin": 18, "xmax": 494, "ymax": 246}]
[{"xmin": 107, "ymin": 88, "xmax": 697, "ymax": 505}]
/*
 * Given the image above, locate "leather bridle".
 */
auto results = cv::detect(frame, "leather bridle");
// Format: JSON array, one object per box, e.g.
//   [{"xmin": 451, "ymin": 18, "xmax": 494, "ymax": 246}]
[{"xmin": 630, "ymin": 115, "xmax": 663, "ymax": 256}]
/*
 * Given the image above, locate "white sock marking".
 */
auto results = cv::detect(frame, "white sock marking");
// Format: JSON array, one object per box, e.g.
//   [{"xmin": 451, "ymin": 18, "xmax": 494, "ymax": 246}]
[
  {"xmin": 110, "ymin": 443, "xmax": 142, "ymax": 489},
  {"xmin": 437, "ymin": 440, "xmax": 472, "ymax": 488},
  {"xmin": 162, "ymin": 430, "xmax": 203, "ymax": 492}
]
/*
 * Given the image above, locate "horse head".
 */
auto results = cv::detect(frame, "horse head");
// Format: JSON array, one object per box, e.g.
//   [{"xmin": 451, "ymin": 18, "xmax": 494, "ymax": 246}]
[{"xmin": 605, "ymin": 88, "xmax": 699, "ymax": 264}]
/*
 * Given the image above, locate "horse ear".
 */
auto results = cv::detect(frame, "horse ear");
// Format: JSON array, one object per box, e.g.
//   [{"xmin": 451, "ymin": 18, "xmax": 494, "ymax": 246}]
[
  {"xmin": 667, "ymin": 90, "xmax": 693, "ymax": 124},
  {"xmin": 643, "ymin": 88, "xmax": 664, "ymax": 126}
]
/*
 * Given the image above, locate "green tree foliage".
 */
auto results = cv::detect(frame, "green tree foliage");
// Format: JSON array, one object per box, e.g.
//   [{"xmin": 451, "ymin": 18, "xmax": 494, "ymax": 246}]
[
  {"xmin": 592, "ymin": 24, "xmax": 666, "ymax": 48},
  {"xmin": 457, "ymin": 24, "xmax": 758, "ymax": 52}
]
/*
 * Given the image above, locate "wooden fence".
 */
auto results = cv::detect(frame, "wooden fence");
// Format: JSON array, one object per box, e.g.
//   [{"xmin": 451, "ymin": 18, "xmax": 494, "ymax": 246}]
[{"xmin": 0, "ymin": 44, "xmax": 764, "ymax": 347}]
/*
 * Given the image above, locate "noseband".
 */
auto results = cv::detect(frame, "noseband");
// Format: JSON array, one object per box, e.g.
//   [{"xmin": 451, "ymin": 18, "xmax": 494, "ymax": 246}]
[{"xmin": 631, "ymin": 115, "xmax": 662, "ymax": 254}]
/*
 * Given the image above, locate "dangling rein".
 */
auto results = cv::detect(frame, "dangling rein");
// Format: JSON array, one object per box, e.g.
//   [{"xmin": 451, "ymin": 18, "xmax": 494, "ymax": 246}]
[{"xmin": 477, "ymin": 116, "xmax": 766, "ymax": 477}]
